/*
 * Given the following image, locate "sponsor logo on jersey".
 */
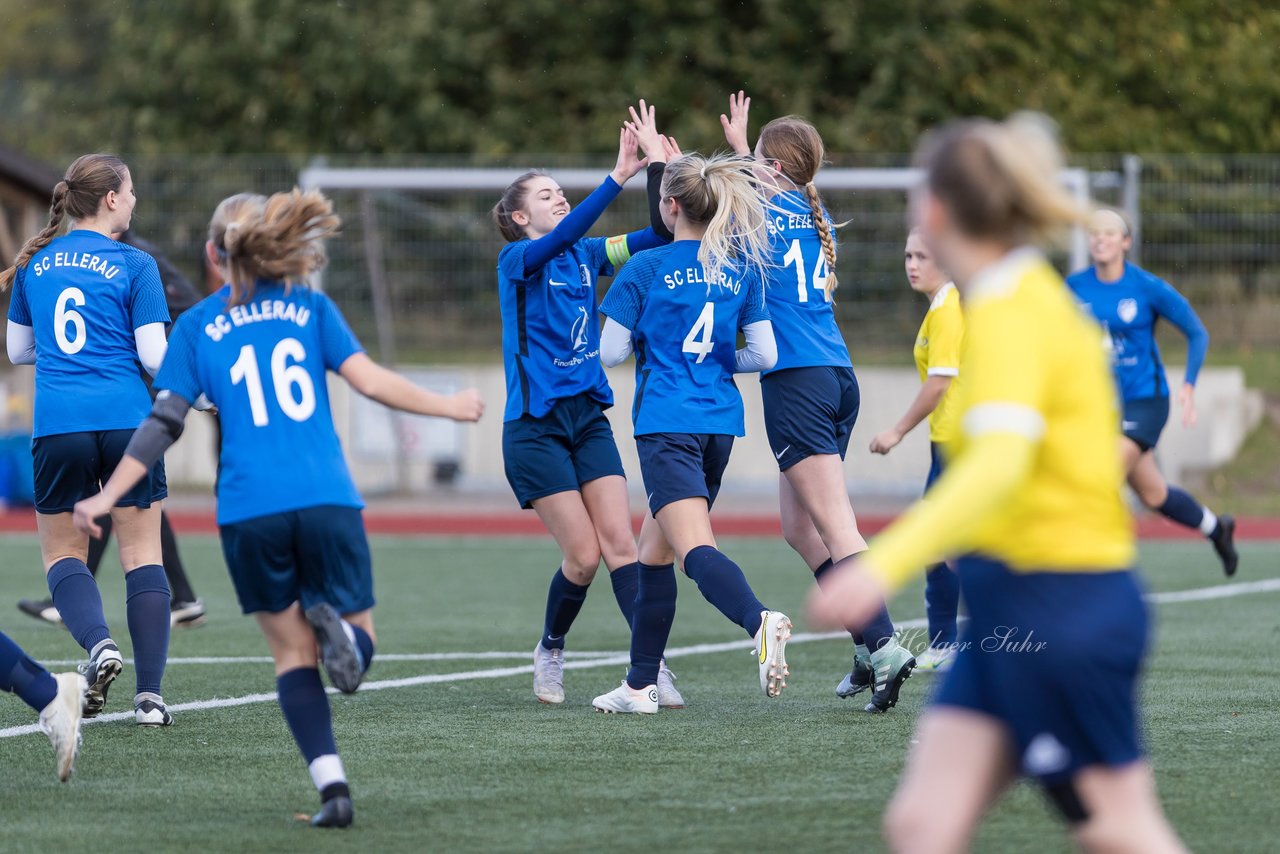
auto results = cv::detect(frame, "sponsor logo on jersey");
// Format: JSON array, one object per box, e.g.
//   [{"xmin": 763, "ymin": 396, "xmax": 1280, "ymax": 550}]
[
  {"xmin": 1117, "ymin": 298, "xmax": 1138, "ymax": 324},
  {"xmin": 570, "ymin": 306, "xmax": 590, "ymax": 352}
]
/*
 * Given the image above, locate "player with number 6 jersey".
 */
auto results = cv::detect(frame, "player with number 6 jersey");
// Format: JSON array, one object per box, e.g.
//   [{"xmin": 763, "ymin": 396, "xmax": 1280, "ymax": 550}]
[
  {"xmin": 593, "ymin": 151, "xmax": 790, "ymax": 715},
  {"xmin": 4, "ymin": 153, "xmax": 175, "ymax": 727},
  {"xmin": 72, "ymin": 189, "xmax": 484, "ymax": 828},
  {"xmin": 721, "ymin": 95, "xmax": 916, "ymax": 712}
]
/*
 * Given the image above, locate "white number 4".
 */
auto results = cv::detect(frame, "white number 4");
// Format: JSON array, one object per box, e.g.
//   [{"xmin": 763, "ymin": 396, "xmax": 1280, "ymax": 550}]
[
  {"xmin": 783, "ymin": 239, "xmax": 830, "ymax": 303},
  {"xmin": 682, "ymin": 302, "xmax": 715, "ymax": 364},
  {"xmin": 229, "ymin": 338, "xmax": 317, "ymax": 427}
]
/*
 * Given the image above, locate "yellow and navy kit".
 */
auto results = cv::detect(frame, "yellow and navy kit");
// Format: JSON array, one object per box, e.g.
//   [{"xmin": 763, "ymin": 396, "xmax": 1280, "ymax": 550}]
[
  {"xmin": 912, "ymin": 282, "xmax": 964, "ymax": 444},
  {"xmin": 871, "ymin": 249, "xmax": 1135, "ymax": 588}
]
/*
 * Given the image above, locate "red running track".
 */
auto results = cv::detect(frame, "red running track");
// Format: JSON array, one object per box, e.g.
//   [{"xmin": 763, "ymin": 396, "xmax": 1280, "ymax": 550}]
[{"xmin": 2, "ymin": 509, "xmax": 1279, "ymax": 539}]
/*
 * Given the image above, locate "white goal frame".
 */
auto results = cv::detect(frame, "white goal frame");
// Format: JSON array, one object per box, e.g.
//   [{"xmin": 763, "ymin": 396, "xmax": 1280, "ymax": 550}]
[{"xmin": 299, "ymin": 165, "xmax": 1093, "ymax": 270}]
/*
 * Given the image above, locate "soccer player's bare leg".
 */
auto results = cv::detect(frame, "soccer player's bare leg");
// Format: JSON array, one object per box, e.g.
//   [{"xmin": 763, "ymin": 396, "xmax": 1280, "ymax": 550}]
[
  {"xmin": 532, "ymin": 491, "xmax": 603, "ymax": 585},
  {"xmin": 781, "ymin": 454, "xmax": 868, "ymax": 563},
  {"xmin": 778, "ymin": 473, "xmax": 831, "ymax": 571},
  {"xmin": 580, "ymin": 474, "xmax": 637, "ymax": 572},
  {"xmin": 884, "ymin": 709, "xmax": 1016, "ymax": 854},
  {"xmin": 1071, "ymin": 763, "xmax": 1188, "ymax": 853}
]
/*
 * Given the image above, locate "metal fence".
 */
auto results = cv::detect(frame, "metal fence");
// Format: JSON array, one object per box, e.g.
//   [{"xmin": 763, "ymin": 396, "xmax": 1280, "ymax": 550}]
[{"xmin": 117, "ymin": 154, "xmax": 1280, "ymax": 365}]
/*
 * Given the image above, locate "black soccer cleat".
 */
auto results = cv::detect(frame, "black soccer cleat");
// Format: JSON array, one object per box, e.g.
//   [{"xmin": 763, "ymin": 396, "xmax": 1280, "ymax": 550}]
[
  {"xmin": 1210, "ymin": 515, "xmax": 1239, "ymax": 578},
  {"xmin": 78, "ymin": 641, "xmax": 124, "ymax": 718},
  {"xmin": 310, "ymin": 796, "xmax": 354, "ymax": 829},
  {"xmin": 305, "ymin": 603, "xmax": 364, "ymax": 694}
]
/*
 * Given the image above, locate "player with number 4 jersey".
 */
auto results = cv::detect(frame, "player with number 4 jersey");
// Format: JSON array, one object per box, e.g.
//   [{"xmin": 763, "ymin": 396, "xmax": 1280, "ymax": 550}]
[
  {"xmin": 73, "ymin": 190, "xmax": 484, "ymax": 828},
  {"xmin": 721, "ymin": 95, "xmax": 915, "ymax": 712},
  {"xmin": 4, "ymin": 153, "xmax": 174, "ymax": 727},
  {"xmin": 593, "ymin": 151, "xmax": 790, "ymax": 715}
]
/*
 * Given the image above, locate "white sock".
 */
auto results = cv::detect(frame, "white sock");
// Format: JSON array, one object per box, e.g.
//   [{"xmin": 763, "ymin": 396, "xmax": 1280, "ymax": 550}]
[
  {"xmin": 1200, "ymin": 508, "xmax": 1219, "ymax": 537},
  {"xmin": 308, "ymin": 754, "xmax": 346, "ymax": 792}
]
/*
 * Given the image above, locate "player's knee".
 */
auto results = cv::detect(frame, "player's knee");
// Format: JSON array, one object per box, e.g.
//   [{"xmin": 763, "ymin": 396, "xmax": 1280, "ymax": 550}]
[
  {"xmin": 883, "ymin": 791, "xmax": 966, "ymax": 854},
  {"xmin": 597, "ymin": 528, "xmax": 637, "ymax": 568},
  {"xmin": 1136, "ymin": 483, "xmax": 1166, "ymax": 509},
  {"xmin": 562, "ymin": 542, "xmax": 602, "ymax": 582}
]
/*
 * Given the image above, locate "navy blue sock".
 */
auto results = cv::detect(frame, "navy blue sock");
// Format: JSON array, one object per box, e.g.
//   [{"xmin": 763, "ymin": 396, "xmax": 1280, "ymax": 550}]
[
  {"xmin": 0, "ymin": 631, "xmax": 58, "ymax": 712},
  {"xmin": 541, "ymin": 568, "xmax": 589, "ymax": 650},
  {"xmin": 925, "ymin": 564, "xmax": 961, "ymax": 647},
  {"xmin": 345, "ymin": 622, "xmax": 375, "ymax": 674},
  {"xmin": 277, "ymin": 667, "xmax": 338, "ymax": 763},
  {"xmin": 626, "ymin": 563, "xmax": 676, "ymax": 689},
  {"xmin": 125, "ymin": 565, "xmax": 171, "ymax": 695},
  {"xmin": 609, "ymin": 562, "xmax": 640, "ymax": 627},
  {"xmin": 683, "ymin": 546, "xmax": 767, "ymax": 637},
  {"xmin": 813, "ymin": 558, "xmax": 862, "ymax": 643},
  {"xmin": 1158, "ymin": 487, "xmax": 1211, "ymax": 533},
  {"xmin": 46, "ymin": 557, "xmax": 111, "ymax": 653}
]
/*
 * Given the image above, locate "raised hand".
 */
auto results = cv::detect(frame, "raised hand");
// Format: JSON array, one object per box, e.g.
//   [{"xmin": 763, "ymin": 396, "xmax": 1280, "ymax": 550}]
[
  {"xmin": 720, "ymin": 90, "xmax": 752, "ymax": 155},
  {"xmin": 610, "ymin": 125, "xmax": 649, "ymax": 186},
  {"xmin": 627, "ymin": 99, "xmax": 668, "ymax": 163},
  {"xmin": 661, "ymin": 135, "xmax": 683, "ymax": 162}
]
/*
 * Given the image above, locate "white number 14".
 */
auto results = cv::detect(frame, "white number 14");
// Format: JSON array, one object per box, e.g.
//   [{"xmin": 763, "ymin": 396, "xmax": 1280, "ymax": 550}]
[{"xmin": 783, "ymin": 239, "xmax": 830, "ymax": 303}]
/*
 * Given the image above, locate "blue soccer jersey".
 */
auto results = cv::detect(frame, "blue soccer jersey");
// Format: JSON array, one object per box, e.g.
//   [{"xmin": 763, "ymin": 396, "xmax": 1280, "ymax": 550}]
[
  {"xmin": 1067, "ymin": 262, "xmax": 1209, "ymax": 401},
  {"xmin": 600, "ymin": 241, "xmax": 769, "ymax": 437},
  {"xmin": 761, "ymin": 191, "xmax": 852, "ymax": 374},
  {"xmin": 154, "ymin": 282, "xmax": 365, "ymax": 525},
  {"xmin": 499, "ymin": 236, "xmax": 616, "ymax": 421},
  {"xmin": 8, "ymin": 230, "xmax": 170, "ymax": 437}
]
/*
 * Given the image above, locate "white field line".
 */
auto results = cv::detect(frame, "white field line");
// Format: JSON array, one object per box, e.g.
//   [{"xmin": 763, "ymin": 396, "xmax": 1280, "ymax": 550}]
[
  {"xmin": 34, "ymin": 650, "xmax": 625, "ymax": 668},
  {"xmin": 2, "ymin": 578, "xmax": 1275, "ymax": 740}
]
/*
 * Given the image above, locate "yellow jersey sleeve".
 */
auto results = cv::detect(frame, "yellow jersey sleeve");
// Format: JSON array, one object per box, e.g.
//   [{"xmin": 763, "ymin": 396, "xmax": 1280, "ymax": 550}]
[{"xmin": 924, "ymin": 285, "xmax": 964, "ymax": 443}]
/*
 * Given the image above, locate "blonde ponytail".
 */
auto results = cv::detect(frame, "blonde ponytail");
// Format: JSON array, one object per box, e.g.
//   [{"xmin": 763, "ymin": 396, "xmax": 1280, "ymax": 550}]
[
  {"xmin": 221, "ymin": 188, "xmax": 341, "ymax": 306},
  {"xmin": 661, "ymin": 152, "xmax": 772, "ymax": 286}
]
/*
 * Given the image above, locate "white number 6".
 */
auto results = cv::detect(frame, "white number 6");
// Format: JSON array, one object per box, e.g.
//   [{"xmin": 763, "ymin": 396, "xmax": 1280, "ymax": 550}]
[{"xmin": 54, "ymin": 287, "xmax": 87, "ymax": 354}]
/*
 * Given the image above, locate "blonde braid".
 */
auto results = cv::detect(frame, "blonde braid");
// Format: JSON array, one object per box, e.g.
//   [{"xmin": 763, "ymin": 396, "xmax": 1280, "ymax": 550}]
[
  {"xmin": 804, "ymin": 181, "xmax": 839, "ymax": 295},
  {"xmin": 0, "ymin": 182, "xmax": 69, "ymax": 291}
]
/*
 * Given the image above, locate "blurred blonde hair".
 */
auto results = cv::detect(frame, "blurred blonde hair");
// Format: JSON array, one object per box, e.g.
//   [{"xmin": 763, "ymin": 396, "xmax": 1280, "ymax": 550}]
[
  {"xmin": 216, "ymin": 188, "xmax": 340, "ymax": 305},
  {"xmin": 915, "ymin": 112, "xmax": 1087, "ymax": 246}
]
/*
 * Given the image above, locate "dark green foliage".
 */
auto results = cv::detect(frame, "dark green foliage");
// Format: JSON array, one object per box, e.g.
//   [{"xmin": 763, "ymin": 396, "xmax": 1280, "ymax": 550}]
[{"xmin": 1, "ymin": 0, "xmax": 1278, "ymax": 156}]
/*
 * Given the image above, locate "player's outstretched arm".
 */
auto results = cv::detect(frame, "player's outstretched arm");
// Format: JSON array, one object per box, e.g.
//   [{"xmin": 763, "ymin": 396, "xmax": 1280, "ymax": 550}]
[
  {"xmin": 339, "ymin": 353, "xmax": 484, "ymax": 422},
  {"xmin": 870, "ymin": 375, "xmax": 951, "ymax": 454}
]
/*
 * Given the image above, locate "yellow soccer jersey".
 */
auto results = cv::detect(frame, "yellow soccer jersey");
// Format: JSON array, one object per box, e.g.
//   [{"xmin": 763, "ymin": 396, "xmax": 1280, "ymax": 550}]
[
  {"xmin": 913, "ymin": 282, "xmax": 964, "ymax": 444},
  {"xmin": 871, "ymin": 250, "xmax": 1135, "ymax": 586}
]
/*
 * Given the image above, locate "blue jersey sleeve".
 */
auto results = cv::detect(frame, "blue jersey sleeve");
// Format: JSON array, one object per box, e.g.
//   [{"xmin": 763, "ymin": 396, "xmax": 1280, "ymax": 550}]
[
  {"xmin": 6, "ymin": 265, "xmax": 31, "ymax": 325},
  {"xmin": 315, "ymin": 293, "xmax": 364, "ymax": 371},
  {"xmin": 518, "ymin": 176, "xmax": 623, "ymax": 275},
  {"xmin": 739, "ymin": 271, "xmax": 770, "ymax": 327},
  {"xmin": 599, "ymin": 253, "xmax": 660, "ymax": 330},
  {"xmin": 123, "ymin": 246, "xmax": 172, "ymax": 329},
  {"xmin": 1145, "ymin": 273, "xmax": 1209, "ymax": 386},
  {"xmin": 153, "ymin": 312, "xmax": 204, "ymax": 403}
]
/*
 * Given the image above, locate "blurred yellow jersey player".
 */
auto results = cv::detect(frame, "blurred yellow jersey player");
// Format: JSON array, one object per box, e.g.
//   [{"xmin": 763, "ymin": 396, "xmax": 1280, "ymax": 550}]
[
  {"xmin": 913, "ymin": 282, "xmax": 963, "ymax": 445},
  {"xmin": 810, "ymin": 114, "xmax": 1185, "ymax": 854}
]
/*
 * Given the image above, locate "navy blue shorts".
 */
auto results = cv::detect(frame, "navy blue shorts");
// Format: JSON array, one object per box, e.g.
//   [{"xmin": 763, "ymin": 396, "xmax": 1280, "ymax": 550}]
[
  {"xmin": 219, "ymin": 505, "xmax": 373, "ymax": 615},
  {"xmin": 760, "ymin": 367, "xmax": 859, "ymax": 471},
  {"xmin": 502, "ymin": 393, "xmax": 625, "ymax": 509},
  {"xmin": 934, "ymin": 555, "xmax": 1149, "ymax": 783},
  {"xmin": 636, "ymin": 432, "xmax": 735, "ymax": 516},
  {"xmin": 925, "ymin": 441, "xmax": 946, "ymax": 491},
  {"xmin": 32, "ymin": 430, "xmax": 167, "ymax": 514},
  {"xmin": 1121, "ymin": 396, "xmax": 1169, "ymax": 453}
]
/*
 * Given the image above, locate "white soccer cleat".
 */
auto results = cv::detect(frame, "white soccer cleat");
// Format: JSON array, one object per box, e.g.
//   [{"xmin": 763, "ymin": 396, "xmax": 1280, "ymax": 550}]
[
  {"xmin": 134, "ymin": 692, "xmax": 175, "ymax": 727},
  {"xmin": 532, "ymin": 643, "xmax": 565, "ymax": 704},
  {"xmin": 914, "ymin": 645, "xmax": 956, "ymax": 672},
  {"xmin": 656, "ymin": 659, "xmax": 685, "ymax": 709},
  {"xmin": 40, "ymin": 672, "xmax": 87, "ymax": 782},
  {"xmin": 754, "ymin": 610, "xmax": 792, "ymax": 698},
  {"xmin": 592, "ymin": 681, "xmax": 659, "ymax": 715}
]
